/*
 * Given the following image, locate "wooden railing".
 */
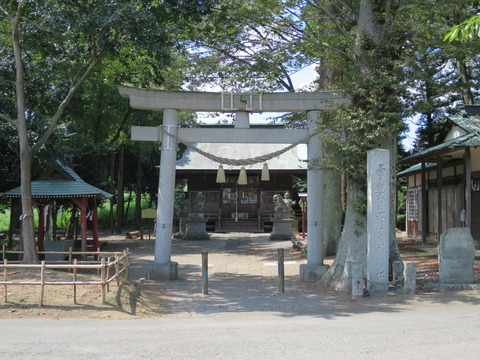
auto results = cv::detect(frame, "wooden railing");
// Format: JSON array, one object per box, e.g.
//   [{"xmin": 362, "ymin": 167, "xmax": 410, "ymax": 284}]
[{"xmin": 1, "ymin": 248, "xmax": 131, "ymax": 307}]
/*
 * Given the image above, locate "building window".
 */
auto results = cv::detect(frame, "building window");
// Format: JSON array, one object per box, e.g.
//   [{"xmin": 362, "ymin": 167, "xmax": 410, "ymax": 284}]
[
  {"xmin": 191, "ymin": 191, "xmax": 218, "ymax": 203},
  {"xmin": 407, "ymin": 188, "xmax": 419, "ymax": 221}
]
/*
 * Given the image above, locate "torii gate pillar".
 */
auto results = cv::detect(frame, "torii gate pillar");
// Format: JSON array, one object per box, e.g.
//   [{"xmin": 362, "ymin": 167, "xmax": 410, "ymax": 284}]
[
  {"xmin": 300, "ymin": 110, "xmax": 329, "ymax": 282},
  {"xmin": 147, "ymin": 109, "xmax": 179, "ymax": 280}
]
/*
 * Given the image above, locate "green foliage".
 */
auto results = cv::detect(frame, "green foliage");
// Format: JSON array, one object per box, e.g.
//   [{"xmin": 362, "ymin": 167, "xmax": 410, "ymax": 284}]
[
  {"xmin": 183, "ymin": 0, "xmax": 309, "ymax": 92},
  {"xmin": 0, "ymin": 209, "xmax": 10, "ymax": 232},
  {"xmin": 445, "ymin": 15, "xmax": 480, "ymax": 42}
]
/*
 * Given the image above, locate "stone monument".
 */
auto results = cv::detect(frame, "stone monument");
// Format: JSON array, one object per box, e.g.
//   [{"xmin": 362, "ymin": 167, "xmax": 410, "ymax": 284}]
[
  {"xmin": 366, "ymin": 149, "xmax": 390, "ymax": 296},
  {"xmin": 269, "ymin": 194, "xmax": 296, "ymax": 241},
  {"xmin": 438, "ymin": 228, "xmax": 475, "ymax": 284},
  {"xmin": 183, "ymin": 194, "xmax": 210, "ymax": 240}
]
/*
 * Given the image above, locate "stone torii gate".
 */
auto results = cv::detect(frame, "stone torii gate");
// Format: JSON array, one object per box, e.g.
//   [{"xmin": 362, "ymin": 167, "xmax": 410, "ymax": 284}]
[{"xmin": 119, "ymin": 86, "xmax": 350, "ymax": 280}]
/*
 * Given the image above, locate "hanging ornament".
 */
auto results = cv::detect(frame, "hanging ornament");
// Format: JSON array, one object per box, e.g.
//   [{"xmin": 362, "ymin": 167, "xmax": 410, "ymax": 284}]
[
  {"xmin": 237, "ymin": 166, "xmax": 248, "ymax": 185},
  {"xmin": 216, "ymin": 164, "xmax": 226, "ymax": 183},
  {"xmin": 261, "ymin": 162, "xmax": 270, "ymax": 181}
]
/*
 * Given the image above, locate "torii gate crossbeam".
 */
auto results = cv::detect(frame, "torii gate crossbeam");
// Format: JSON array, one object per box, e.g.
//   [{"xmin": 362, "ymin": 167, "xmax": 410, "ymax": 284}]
[{"xmin": 119, "ymin": 86, "xmax": 350, "ymax": 281}]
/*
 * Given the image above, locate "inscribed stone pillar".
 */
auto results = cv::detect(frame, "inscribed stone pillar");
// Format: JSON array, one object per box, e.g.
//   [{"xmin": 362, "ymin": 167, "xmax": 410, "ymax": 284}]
[
  {"xmin": 150, "ymin": 108, "xmax": 179, "ymax": 280},
  {"xmin": 300, "ymin": 110, "xmax": 329, "ymax": 281},
  {"xmin": 367, "ymin": 149, "xmax": 390, "ymax": 296}
]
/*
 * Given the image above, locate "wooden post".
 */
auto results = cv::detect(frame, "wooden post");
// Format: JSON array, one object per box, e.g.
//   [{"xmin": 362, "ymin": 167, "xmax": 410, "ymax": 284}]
[
  {"xmin": 92, "ymin": 197, "xmax": 100, "ymax": 252},
  {"xmin": 37, "ymin": 204, "xmax": 46, "ymax": 253},
  {"xmin": 115, "ymin": 255, "xmax": 120, "ymax": 286},
  {"xmin": 278, "ymin": 248, "xmax": 285, "ymax": 293},
  {"xmin": 202, "ymin": 251, "xmax": 208, "ymax": 295},
  {"xmin": 68, "ymin": 247, "xmax": 73, "ymax": 272},
  {"xmin": 73, "ymin": 259, "xmax": 77, "ymax": 304},
  {"xmin": 123, "ymin": 249, "xmax": 129, "ymax": 281},
  {"xmin": 40, "ymin": 261, "xmax": 46, "ymax": 307},
  {"xmin": 106, "ymin": 257, "xmax": 111, "ymax": 292},
  {"xmin": 3, "ymin": 259, "xmax": 7, "ymax": 303},
  {"xmin": 465, "ymin": 148, "xmax": 472, "ymax": 228},
  {"xmin": 101, "ymin": 258, "xmax": 106, "ymax": 304},
  {"xmin": 436, "ymin": 157, "xmax": 443, "ymax": 243},
  {"xmin": 421, "ymin": 161, "xmax": 427, "ymax": 245}
]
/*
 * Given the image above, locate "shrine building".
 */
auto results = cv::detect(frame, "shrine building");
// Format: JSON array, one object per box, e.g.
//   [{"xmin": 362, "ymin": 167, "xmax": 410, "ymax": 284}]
[{"xmin": 175, "ymin": 124, "xmax": 307, "ymax": 233}]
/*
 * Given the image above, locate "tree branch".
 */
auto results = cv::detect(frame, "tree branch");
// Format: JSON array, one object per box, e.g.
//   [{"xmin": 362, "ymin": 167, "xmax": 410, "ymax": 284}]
[
  {"xmin": 32, "ymin": 55, "xmax": 103, "ymax": 153},
  {"xmin": 0, "ymin": 113, "xmax": 16, "ymax": 125},
  {"xmin": 0, "ymin": 5, "xmax": 12, "ymax": 19}
]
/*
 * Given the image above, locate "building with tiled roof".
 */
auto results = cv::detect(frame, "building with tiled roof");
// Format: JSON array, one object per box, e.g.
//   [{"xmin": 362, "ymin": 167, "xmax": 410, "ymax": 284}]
[{"xmin": 399, "ymin": 105, "xmax": 480, "ymax": 245}]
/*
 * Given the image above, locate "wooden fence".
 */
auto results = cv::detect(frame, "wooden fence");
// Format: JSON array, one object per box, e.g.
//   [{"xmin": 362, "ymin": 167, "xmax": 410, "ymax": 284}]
[{"xmin": 1, "ymin": 248, "xmax": 131, "ymax": 307}]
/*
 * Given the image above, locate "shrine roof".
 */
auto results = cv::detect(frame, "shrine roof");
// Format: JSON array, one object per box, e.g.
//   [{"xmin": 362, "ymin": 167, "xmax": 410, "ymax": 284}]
[
  {"xmin": 176, "ymin": 142, "xmax": 308, "ymax": 171},
  {"xmin": 2, "ymin": 159, "xmax": 112, "ymax": 199}
]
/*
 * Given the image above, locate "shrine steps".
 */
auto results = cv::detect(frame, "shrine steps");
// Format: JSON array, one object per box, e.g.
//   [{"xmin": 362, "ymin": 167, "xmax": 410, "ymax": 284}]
[{"xmin": 215, "ymin": 219, "xmax": 267, "ymax": 233}]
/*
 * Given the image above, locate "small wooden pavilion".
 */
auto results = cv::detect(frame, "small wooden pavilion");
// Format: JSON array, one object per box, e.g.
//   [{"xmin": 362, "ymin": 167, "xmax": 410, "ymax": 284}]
[{"xmin": 2, "ymin": 159, "xmax": 112, "ymax": 252}]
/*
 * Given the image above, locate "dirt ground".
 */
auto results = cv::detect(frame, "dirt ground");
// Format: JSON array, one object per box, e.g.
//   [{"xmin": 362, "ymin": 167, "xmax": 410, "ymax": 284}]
[{"xmin": 0, "ymin": 234, "xmax": 479, "ymax": 319}]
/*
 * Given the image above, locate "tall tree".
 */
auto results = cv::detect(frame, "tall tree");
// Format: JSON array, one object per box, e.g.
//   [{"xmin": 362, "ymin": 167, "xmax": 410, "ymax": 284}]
[
  {"xmin": 0, "ymin": 0, "xmax": 214, "ymax": 263},
  {"xmin": 404, "ymin": 1, "xmax": 480, "ymax": 150}
]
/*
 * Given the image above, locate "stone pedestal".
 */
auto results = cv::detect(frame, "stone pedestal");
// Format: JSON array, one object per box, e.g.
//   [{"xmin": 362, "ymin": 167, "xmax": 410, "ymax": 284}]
[
  {"xmin": 145, "ymin": 262, "xmax": 178, "ymax": 280},
  {"xmin": 300, "ymin": 264, "xmax": 329, "ymax": 282},
  {"xmin": 439, "ymin": 228, "xmax": 475, "ymax": 284},
  {"xmin": 270, "ymin": 217, "xmax": 295, "ymax": 241},
  {"xmin": 183, "ymin": 216, "xmax": 210, "ymax": 240}
]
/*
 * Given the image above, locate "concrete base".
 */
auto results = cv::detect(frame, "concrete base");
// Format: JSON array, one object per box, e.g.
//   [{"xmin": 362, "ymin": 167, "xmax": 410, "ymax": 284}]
[
  {"xmin": 300, "ymin": 264, "xmax": 329, "ymax": 282},
  {"xmin": 145, "ymin": 262, "xmax": 178, "ymax": 280},
  {"xmin": 367, "ymin": 281, "xmax": 388, "ymax": 296},
  {"xmin": 183, "ymin": 218, "xmax": 210, "ymax": 240},
  {"xmin": 270, "ymin": 218, "xmax": 295, "ymax": 241}
]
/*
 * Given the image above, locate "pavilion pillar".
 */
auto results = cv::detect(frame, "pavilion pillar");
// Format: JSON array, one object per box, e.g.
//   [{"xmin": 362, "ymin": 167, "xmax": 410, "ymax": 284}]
[
  {"xmin": 150, "ymin": 108, "xmax": 179, "ymax": 280},
  {"xmin": 37, "ymin": 203, "xmax": 47, "ymax": 253},
  {"xmin": 92, "ymin": 198, "xmax": 100, "ymax": 251},
  {"xmin": 300, "ymin": 110, "xmax": 329, "ymax": 281}
]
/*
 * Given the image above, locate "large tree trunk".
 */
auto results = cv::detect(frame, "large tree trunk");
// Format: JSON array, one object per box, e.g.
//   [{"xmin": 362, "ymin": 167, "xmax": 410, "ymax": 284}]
[
  {"xmin": 318, "ymin": 57, "xmax": 344, "ymax": 256},
  {"xmin": 319, "ymin": 0, "xmax": 402, "ymax": 290},
  {"xmin": 319, "ymin": 182, "xmax": 367, "ymax": 291},
  {"xmin": 19, "ymin": 142, "xmax": 37, "ymax": 263},
  {"xmin": 322, "ymin": 146, "xmax": 342, "ymax": 256}
]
